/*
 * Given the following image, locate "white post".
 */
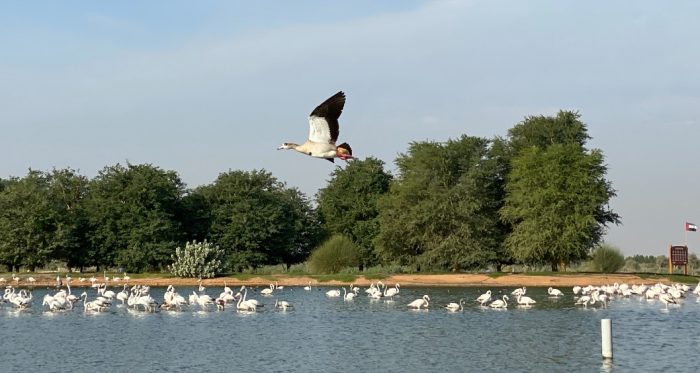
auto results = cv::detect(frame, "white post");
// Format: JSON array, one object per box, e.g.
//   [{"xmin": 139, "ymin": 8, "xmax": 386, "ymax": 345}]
[{"xmin": 601, "ymin": 318, "xmax": 613, "ymax": 359}]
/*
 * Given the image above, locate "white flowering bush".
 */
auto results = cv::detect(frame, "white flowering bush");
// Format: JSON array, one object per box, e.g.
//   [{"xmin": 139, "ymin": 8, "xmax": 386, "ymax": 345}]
[{"xmin": 169, "ymin": 240, "xmax": 225, "ymax": 278}]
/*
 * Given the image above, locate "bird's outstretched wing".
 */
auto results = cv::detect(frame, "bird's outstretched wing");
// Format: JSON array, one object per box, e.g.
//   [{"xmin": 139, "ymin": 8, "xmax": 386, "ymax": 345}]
[{"xmin": 308, "ymin": 91, "xmax": 345, "ymax": 144}]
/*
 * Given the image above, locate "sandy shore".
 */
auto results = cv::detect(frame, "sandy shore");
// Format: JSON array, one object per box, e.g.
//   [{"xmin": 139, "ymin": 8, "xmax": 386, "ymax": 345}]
[{"xmin": 5, "ymin": 273, "xmax": 693, "ymax": 288}]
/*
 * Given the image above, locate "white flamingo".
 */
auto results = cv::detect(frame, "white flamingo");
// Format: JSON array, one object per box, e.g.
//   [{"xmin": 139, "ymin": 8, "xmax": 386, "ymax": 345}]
[
  {"xmin": 275, "ymin": 299, "xmax": 292, "ymax": 311},
  {"xmin": 235, "ymin": 293, "xmax": 257, "ymax": 311},
  {"xmin": 575, "ymin": 295, "xmax": 593, "ymax": 308},
  {"xmin": 475, "ymin": 290, "xmax": 492, "ymax": 306},
  {"xmin": 326, "ymin": 289, "xmax": 341, "ymax": 297},
  {"xmin": 548, "ymin": 287, "xmax": 564, "ymax": 297},
  {"xmin": 343, "ymin": 288, "xmax": 355, "ymax": 301},
  {"xmin": 384, "ymin": 283, "xmax": 400, "ymax": 299},
  {"xmin": 407, "ymin": 295, "xmax": 430, "ymax": 309},
  {"xmin": 304, "ymin": 281, "xmax": 312, "ymax": 291},
  {"xmin": 490, "ymin": 295, "xmax": 509, "ymax": 309},
  {"xmin": 659, "ymin": 293, "xmax": 678, "ymax": 309},
  {"xmin": 516, "ymin": 294, "xmax": 536, "ymax": 306},
  {"xmin": 261, "ymin": 284, "xmax": 274, "ymax": 296},
  {"xmin": 444, "ymin": 299, "xmax": 465, "ymax": 312}
]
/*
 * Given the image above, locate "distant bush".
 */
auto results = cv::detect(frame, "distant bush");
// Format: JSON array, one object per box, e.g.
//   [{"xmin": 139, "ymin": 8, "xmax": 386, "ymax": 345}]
[
  {"xmin": 169, "ymin": 240, "xmax": 225, "ymax": 278},
  {"xmin": 591, "ymin": 244, "xmax": 625, "ymax": 273},
  {"xmin": 308, "ymin": 235, "xmax": 360, "ymax": 274}
]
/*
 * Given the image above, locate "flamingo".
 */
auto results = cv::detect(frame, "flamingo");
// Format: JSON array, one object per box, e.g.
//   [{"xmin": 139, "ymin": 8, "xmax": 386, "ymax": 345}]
[
  {"xmin": 235, "ymin": 293, "xmax": 257, "ymax": 311},
  {"xmin": 407, "ymin": 295, "xmax": 430, "ymax": 309},
  {"xmin": 27, "ymin": 277, "xmax": 36, "ymax": 284},
  {"xmin": 489, "ymin": 295, "xmax": 509, "ymax": 309},
  {"xmin": 548, "ymin": 287, "xmax": 564, "ymax": 297},
  {"xmin": 475, "ymin": 290, "xmax": 492, "ymax": 306},
  {"xmin": 444, "ymin": 299, "xmax": 465, "ymax": 312},
  {"xmin": 343, "ymin": 288, "xmax": 355, "ymax": 301},
  {"xmin": 275, "ymin": 299, "xmax": 292, "ymax": 311},
  {"xmin": 326, "ymin": 289, "xmax": 341, "ymax": 297},
  {"xmin": 575, "ymin": 295, "xmax": 593, "ymax": 308},
  {"xmin": 516, "ymin": 294, "xmax": 536, "ymax": 306},
  {"xmin": 304, "ymin": 281, "xmax": 312, "ymax": 291},
  {"xmin": 659, "ymin": 293, "xmax": 678, "ymax": 309},
  {"xmin": 511, "ymin": 287, "xmax": 526, "ymax": 296},
  {"xmin": 261, "ymin": 284, "xmax": 274, "ymax": 296},
  {"xmin": 277, "ymin": 91, "xmax": 354, "ymax": 162},
  {"xmin": 116, "ymin": 285, "xmax": 129, "ymax": 305},
  {"xmin": 12, "ymin": 273, "xmax": 20, "ymax": 284},
  {"xmin": 80, "ymin": 292, "xmax": 109, "ymax": 312},
  {"xmin": 384, "ymin": 283, "xmax": 400, "ymax": 299}
]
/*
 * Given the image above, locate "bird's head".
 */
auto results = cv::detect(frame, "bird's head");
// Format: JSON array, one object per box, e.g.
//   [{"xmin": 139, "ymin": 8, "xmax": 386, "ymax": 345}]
[{"xmin": 277, "ymin": 142, "xmax": 296, "ymax": 150}]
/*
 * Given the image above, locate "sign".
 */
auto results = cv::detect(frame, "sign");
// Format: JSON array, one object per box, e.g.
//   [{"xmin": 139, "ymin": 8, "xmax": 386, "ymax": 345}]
[{"xmin": 670, "ymin": 245, "xmax": 688, "ymax": 265}]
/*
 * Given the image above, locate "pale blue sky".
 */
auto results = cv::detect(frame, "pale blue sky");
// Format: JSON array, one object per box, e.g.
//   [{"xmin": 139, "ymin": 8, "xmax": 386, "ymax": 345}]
[{"xmin": 2, "ymin": 1, "xmax": 699, "ymax": 256}]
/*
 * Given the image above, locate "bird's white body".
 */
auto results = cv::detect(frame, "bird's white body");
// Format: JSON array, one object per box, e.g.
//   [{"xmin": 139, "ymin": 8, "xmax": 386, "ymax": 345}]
[{"xmin": 407, "ymin": 295, "xmax": 430, "ymax": 309}]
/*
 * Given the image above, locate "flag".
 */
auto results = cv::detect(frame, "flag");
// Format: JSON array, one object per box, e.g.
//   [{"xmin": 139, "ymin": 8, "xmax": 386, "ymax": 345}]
[{"xmin": 686, "ymin": 222, "xmax": 697, "ymax": 232}]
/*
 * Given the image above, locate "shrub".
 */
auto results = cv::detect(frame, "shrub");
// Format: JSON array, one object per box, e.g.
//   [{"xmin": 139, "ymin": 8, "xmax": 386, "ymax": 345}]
[
  {"xmin": 591, "ymin": 244, "xmax": 625, "ymax": 273},
  {"xmin": 168, "ymin": 240, "xmax": 225, "ymax": 278},
  {"xmin": 308, "ymin": 235, "xmax": 360, "ymax": 274}
]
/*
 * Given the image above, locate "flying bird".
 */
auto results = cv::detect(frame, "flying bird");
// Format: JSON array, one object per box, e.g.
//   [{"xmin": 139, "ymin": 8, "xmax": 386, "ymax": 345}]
[{"xmin": 277, "ymin": 91, "xmax": 354, "ymax": 163}]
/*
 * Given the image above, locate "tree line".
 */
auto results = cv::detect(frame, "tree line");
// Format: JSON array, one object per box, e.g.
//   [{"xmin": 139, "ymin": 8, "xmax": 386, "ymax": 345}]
[{"xmin": 0, "ymin": 110, "xmax": 620, "ymax": 273}]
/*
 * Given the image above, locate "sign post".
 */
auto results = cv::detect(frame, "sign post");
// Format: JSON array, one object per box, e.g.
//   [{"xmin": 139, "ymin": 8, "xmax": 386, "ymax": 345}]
[{"xmin": 668, "ymin": 245, "xmax": 689, "ymax": 275}]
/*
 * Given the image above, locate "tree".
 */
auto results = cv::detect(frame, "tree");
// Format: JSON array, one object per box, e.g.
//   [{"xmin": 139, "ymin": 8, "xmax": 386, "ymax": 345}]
[
  {"xmin": 375, "ymin": 136, "xmax": 507, "ymax": 271},
  {"xmin": 316, "ymin": 157, "xmax": 392, "ymax": 269},
  {"xmin": 83, "ymin": 163, "xmax": 184, "ymax": 272},
  {"xmin": 501, "ymin": 144, "xmax": 620, "ymax": 270},
  {"xmin": 507, "ymin": 111, "xmax": 590, "ymax": 152},
  {"xmin": 0, "ymin": 171, "xmax": 55, "ymax": 271},
  {"xmin": 200, "ymin": 170, "xmax": 321, "ymax": 270},
  {"xmin": 47, "ymin": 168, "xmax": 90, "ymax": 271}
]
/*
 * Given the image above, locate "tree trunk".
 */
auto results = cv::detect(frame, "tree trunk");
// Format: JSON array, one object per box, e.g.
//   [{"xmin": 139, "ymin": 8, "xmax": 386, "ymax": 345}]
[{"xmin": 551, "ymin": 261, "xmax": 559, "ymax": 272}]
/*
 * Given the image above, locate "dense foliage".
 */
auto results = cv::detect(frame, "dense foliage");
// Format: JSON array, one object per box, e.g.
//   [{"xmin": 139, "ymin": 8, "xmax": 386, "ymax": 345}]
[
  {"xmin": 308, "ymin": 235, "xmax": 361, "ymax": 274},
  {"xmin": 375, "ymin": 136, "xmax": 509, "ymax": 271},
  {"xmin": 316, "ymin": 157, "xmax": 392, "ymax": 269},
  {"xmin": 169, "ymin": 240, "xmax": 225, "ymax": 278},
  {"xmin": 0, "ymin": 110, "xmax": 623, "ymax": 274},
  {"xmin": 590, "ymin": 244, "xmax": 625, "ymax": 273}
]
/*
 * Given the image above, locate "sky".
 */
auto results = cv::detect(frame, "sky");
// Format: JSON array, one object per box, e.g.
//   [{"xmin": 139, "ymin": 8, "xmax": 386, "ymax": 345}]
[{"xmin": 1, "ymin": 0, "xmax": 699, "ymax": 256}]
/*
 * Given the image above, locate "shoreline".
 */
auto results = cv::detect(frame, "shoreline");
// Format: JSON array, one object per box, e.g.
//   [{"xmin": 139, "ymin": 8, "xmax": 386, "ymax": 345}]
[{"xmin": 4, "ymin": 273, "xmax": 695, "ymax": 288}]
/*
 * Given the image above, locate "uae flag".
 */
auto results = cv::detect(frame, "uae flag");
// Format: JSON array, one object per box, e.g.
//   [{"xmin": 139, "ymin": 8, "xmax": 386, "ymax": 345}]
[{"xmin": 686, "ymin": 222, "xmax": 698, "ymax": 232}]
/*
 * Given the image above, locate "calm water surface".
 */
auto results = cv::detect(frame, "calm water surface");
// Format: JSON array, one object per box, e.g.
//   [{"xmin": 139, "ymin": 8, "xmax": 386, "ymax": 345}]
[{"xmin": 1, "ymin": 285, "xmax": 699, "ymax": 372}]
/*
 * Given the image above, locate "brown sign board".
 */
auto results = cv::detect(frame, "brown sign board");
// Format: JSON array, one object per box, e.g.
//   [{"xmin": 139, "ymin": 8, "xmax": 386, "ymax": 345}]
[{"xmin": 670, "ymin": 245, "xmax": 688, "ymax": 265}]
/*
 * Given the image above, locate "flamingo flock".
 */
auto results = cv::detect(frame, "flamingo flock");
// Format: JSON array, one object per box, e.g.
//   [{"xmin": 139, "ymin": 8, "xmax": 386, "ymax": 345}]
[{"xmin": 2, "ymin": 279, "xmax": 698, "ymax": 314}]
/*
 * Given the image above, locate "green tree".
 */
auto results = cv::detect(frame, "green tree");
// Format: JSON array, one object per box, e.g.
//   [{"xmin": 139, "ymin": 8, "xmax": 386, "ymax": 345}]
[
  {"xmin": 316, "ymin": 157, "xmax": 392, "ymax": 269},
  {"xmin": 47, "ymin": 168, "xmax": 90, "ymax": 271},
  {"xmin": 508, "ymin": 111, "xmax": 590, "ymax": 152},
  {"xmin": 375, "ymin": 136, "xmax": 507, "ymax": 271},
  {"xmin": 502, "ymin": 144, "xmax": 620, "ymax": 270},
  {"xmin": 200, "ymin": 170, "xmax": 321, "ymax": 270},
  {"xmin": 0, "ymin": 170, "xmax": 55, "ymax": 271},
  {"xmin": 83, "ymin": 163, "xmax": 185, "ymax": 272}
]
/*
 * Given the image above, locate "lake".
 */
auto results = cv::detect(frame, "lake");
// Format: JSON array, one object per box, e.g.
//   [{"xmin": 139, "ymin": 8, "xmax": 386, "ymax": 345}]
[{"xmin": 1, "ymin": 284, "xmax": 698, "ymax": 372}]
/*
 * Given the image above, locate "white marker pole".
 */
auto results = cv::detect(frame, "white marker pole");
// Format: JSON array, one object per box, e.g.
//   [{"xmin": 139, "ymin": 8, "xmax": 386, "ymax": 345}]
[{"xmin": 601, "ymin": 319, "xmax": 613, "ymax": 359}]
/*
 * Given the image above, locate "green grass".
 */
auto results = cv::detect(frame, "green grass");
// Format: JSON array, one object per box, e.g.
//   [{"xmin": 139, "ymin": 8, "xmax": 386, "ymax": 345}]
[
  {"xmin": 636, "ymin": 272, "xmax": 699, "ymax": 284},
  {"xmin": 311, "ymin": 274, "xmax": 358, "ymax": 283},
  {"xmin": 227, "ymin": 273, "xmax": 276, "ymax": 281},
  {"xmin": 362, "ymin": 273, "xmax": 388, "ymax": 280},
  {"xmin": 486, "ymin": 272, "xmax": 510, "ymax": 279}
]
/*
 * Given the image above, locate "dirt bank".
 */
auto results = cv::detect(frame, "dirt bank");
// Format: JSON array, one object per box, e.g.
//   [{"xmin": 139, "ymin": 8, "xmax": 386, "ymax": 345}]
[{"xmin": 6, "ymin": 273, "xmax": 693, "ymax": 288}]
